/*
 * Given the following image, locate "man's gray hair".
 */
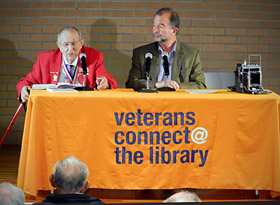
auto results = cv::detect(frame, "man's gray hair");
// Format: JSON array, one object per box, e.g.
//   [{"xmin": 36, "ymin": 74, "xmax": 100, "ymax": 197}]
[
  {"xmin": 163, "ymin": 190, "xmax": 201, "ymax": 203},
  {"xmin": 57, "ymin": 26, "xmax": 82, "ymax": 43},
  {"xmin": 0, "ymin": 182, "xmax": 25, "ymax": 205},
  {"xmin": 53, "ymin": 156, "xmax": 89, "ymax": 193}
]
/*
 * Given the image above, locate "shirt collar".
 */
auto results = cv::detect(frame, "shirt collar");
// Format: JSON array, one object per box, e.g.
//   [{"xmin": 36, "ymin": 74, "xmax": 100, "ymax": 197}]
[
  {"xmin": 62, "ymin": 54, "xmax": 78, "ymax": 66},
  {"xmin": 158, "ymin": 40, "xmax": 177, "ymax": 55}
]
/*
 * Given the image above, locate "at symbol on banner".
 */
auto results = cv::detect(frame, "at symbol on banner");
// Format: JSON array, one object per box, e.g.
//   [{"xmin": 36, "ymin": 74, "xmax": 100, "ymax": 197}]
[{"xmin": 191, "ymin": 127, "xmax": 208, "ymax": 144}]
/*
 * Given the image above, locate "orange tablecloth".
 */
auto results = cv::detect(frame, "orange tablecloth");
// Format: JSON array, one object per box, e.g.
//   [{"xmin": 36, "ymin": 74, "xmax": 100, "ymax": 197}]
[{"xmin": 17, "ymin": 89, "xmax": 280, "ymax": 196}]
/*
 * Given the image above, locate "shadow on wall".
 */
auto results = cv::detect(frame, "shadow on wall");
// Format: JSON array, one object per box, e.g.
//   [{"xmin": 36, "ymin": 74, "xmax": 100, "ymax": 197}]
[
  {"xmin": 0, "ymin": 38, "xmax": 33, "ymax": 145},
  {"xmin": 89, "ymin": 19, "xmax": 131, "ymax": 88}
]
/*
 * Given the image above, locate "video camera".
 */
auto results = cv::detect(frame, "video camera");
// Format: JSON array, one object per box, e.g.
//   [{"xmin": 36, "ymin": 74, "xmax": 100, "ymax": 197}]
[{"xmin": 229, "ymin": 54, "xmax": 271, "ymax": 94}]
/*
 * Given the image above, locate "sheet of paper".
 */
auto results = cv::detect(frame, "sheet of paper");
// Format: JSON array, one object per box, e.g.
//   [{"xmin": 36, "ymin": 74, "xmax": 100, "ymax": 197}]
[{"xmin": 185, "ymin": 90, "xmax": 217, "ymax": 94}]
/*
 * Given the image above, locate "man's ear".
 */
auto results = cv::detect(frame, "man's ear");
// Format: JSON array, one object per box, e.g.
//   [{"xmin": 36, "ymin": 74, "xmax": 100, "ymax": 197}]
[
  {"xmin": 49, "ymin": 174, "xmax": 56, "ymax": 188},
  {"xmin": 80, "ymin": 181, "xmax": 90, "ymax": 193},
  {"xmin": 172, "ymin": 27, "xmax": 179, "ymax": 36}
]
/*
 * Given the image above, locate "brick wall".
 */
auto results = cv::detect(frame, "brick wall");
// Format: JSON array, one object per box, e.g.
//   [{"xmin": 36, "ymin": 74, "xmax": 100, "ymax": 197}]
[{"xmin": 0, "ymin": 0, "xmax": 279, "ymax": 144}]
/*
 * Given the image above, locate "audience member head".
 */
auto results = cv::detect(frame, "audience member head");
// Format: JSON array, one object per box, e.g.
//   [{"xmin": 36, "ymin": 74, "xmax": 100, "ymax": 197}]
[
  {"xmin": 0, "ymin": 182, "xmax": 25, "ymax": 205},
  {"xmin": 163, "ymin": 190, "xmax": 201, "ymax": 203},
  {"xmin": 50, "ymin": 156, "xmax": 89, "ymax": 194}
]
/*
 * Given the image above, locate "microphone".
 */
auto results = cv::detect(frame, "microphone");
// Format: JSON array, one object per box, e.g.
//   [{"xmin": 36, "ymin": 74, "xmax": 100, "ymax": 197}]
[
  {"xmin": 156, "ymin": 51, "xmax": 175, "ymax": 91},
  {"xmin": 162, "ymin": 51, "xmax": 169, "ymax": 76},
  {"xmin": 145, "ymin": 53, "xmax": 153, "ymax": 75},
  {"xmin": 75, "ymin": 53, "xmax": 93, "ymax": 90},
  {"xmin": 79, "ymin": 53, "xmax": 87, "ymax": 75}
]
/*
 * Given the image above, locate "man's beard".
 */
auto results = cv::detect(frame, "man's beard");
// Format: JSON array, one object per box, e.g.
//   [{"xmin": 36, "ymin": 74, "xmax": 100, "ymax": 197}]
[{"xmin": 153, "ymin": 33, "xmax": 170, "ymax": 42}]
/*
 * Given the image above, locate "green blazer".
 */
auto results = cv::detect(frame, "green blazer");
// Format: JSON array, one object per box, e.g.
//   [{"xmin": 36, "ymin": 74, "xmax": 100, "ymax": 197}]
[{"xmin": 125, "ymin": 41, "xmax": 206, "ymax": 90}]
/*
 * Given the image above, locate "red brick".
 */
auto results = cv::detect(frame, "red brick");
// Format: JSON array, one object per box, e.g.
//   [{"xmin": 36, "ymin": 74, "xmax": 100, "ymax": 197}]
[
  {"xmin": 172, "ymin": 3, "xmax": 192, "ymax": 10},
  {"xmin": 100, "ymin": 34, "xmax": 121, "ymax": 42},
  {"xmin": 111, "ymin": 10, "xmax": 134, "ymax": 17},
  {"xmin": 10, "ymin": 2, "xmax": 31, "ymax": 8},
  {"xmin": 134, "ymin": 27, "xmax": 151, "ymax": 34},
  {"xmin": 0, "ymin": 26, "xmax": 20, "ymax": 33},
  {"xmin": 215, "ymin": 20, "xmax": 236, "ymax": 27},
  {"xmin": 31, "ymin": 34, "xmax": 53, "ymax": 42},
  {"xmin": 180, "ymin": 28, "xmax": 202, "ymax": 35},
  {"xmin": 146, "ymin": 2, "xmax": 169, "ymax": 9},
  {"xmin": 123, "ymin": 19, "xmax": 145, "ymax": 26},
  {"xmin": 226, "ymin": 28, "xmax": 247, "ymax": 36},
  {"xmin": 8, "ymin": 17, "xmax": 30, "ymax": 25},
  {"xmin": 0, "ymin": 2, "xmax": 9, "ymax": 9},
  {"xmin": 20, "ymin": 42, "xmax": 41, "ymax": 50},
  {"xmin": 54, "ymin": 18, "xmax": 76, "ymax": 25},
  {"xmin": 20, "ymin": 26, "xmax": 41, "ymax": 33},
  {"xmin": 98, "ymin": 19, "xmax": 121, "ymax": 26},
  {"xmin": 87, "ymin": 10, "xmax": 111, "ymax": 17},
  {"xmin": 204, "ymin": 12, "xmax": 225, "ymax": 19},
  {"xmin": 192, "ymin": 36, "xmax": 214, "ymax": 43},
  {"xmin": 237, "ymin": 4, "xmax": 258, "ymax": 12},
  {"xmin": 118, "ymin": 27, "xmax": 133, "ymax": 34},
  {"xmin": 31, "ymin": 2, "xmax": 53, "ymax": 8},
  {"xmin": 203, "ymin": 28, "xmax": 224, "ymax": 35},
  {"xmin": 65, "ymin": 10, "xmax": 87, "ymax": 17},
  {"xmin": 100, "ymin": 2, "xmax": 123, "ymax": 9},
  {"xmin": 203, "ymin": 60, "xmax": 224, "ymax": 69},
  {"xmin": 248, "ymin": 45, "xmax": 269, "ymax": 52},
  {"xmin": 134, "ymin": 10, "xmax": 155, "ymax": 18},
  {"xmin": 215, "ymin": 4, "xmax": 237, "ymax": 11},
  {"xmin": 42, "ymin": 10, "xmax": 65, "ymax": 17},
  {"xmin": 216, "ymin": 53, "xmax": 236, "ymax": 60},
  {"xmin": 226, "ymin": 12, "xmax": 248, "ymax": 19},
  {"xmin": 123, "ymin": 2, "xmax": 145, "ymax": 9},
  {"xmin": 0, "ymin": 10, "xmax": 18, "ymax": 17},
  {"xmin": 181, "ymin": 11, "xmax": 204, "ymax": 18},
  {"xmin": 192, "ymin": 20, "xmax": 214, "ymax": 27},
  {"xmin": 204, "ymin": 44, "xmax": 225, "ymax": 52},
  {"xmin": 191, "ymin": 3, "xmax": 214, "ymax": 10},
  {"xmin": 215, "ymin": 36, "xmax": 236, "ymax": 44},
  {"xmin": 77, "ymin": 2, "xmax": 99, "ymax": 8},
  {"xmin": 200, "ymin": 52, "xmax": 215, "ymax": 60},
  {"xmin": 226, "ymin": 45, "xmax": 247, "ymax": 52},
  {"xmin": 31, "ymin": 18, "xmax": 53, "ymax": 25},
  {"xmin": 54, "ymin": 2, "xmax": 76, "ymax": 8},
  {"xmin": 237, "ymin": 37, "xmax": 258, "ymax": 44},
  {"xmin": 260, "ymin": 5, "xmax": 280, "ymax": 12},
  {"xmin": 259, "ymin": 37, "xmax": 280, "ymax": 44},
  {"xmin": 248, "ymin": 29, "xmax": 269, "ymax": 36},
  {"xmin": 19, "ymin": 10, "xmax": 42, "ymax": 17}
]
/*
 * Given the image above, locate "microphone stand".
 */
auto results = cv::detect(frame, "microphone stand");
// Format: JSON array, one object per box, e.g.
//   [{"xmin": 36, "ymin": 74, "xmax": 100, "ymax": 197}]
[
  {"xmin": 138, "ymin": 73, "xmax": 158, "ymax": 93},
  {"xmin": 75, "ymin": 67, "xmax": 93, "ymax": 91}
]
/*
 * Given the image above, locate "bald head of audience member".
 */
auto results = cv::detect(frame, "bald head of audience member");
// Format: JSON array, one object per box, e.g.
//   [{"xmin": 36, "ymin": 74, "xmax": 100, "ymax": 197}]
[
  {"xmin": 49, "ymin": 155, "xmax": 90, "ymax": 194},
  {"xmin": 164, "ymin": 190, "xmax": 201, "ymax": 203},
  {"xmin": 0, "ymin": 182, "xmax": 25, "ymax": 205}
]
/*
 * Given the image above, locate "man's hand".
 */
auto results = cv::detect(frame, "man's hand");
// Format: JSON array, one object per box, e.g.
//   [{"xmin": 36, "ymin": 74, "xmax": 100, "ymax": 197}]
[
  {"xmin": 20, "ymin": 86, "xmax": 31, "ymax": 103},
  {"xmin": 96, "ymin": 76, "xmax": 109, "ymax": 90},
  {"xmin": 155, "ymin": 80, "xmax": 180, "ymax": 89}
]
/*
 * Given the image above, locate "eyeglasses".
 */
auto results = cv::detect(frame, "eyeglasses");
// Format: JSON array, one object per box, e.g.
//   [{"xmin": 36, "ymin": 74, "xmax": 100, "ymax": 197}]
[{"xmin": 60, "ymin": 41, "xmax": 81, "ymax": 48}]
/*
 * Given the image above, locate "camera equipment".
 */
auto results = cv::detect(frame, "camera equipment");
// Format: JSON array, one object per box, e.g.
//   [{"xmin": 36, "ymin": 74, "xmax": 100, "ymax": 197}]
[{"xmin": 229, "ymin": 54, "xmax": 271, "ymax": 94}]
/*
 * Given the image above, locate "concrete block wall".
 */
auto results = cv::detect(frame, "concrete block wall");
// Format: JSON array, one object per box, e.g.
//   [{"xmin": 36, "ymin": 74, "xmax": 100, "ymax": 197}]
[{"xmin": 0, "ymin": 0, "xmax": 279, "ymax": 144}]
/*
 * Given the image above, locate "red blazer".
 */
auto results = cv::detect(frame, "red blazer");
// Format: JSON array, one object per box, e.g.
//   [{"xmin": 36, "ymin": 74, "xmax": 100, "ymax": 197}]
[{"xmin": 16, "ymin": 46, "xmax": 117, "ymax": 99}]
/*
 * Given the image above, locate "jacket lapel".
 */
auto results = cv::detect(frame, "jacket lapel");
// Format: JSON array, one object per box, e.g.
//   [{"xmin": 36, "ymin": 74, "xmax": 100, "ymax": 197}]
[{"xmin": 50, "ymin": 49, "xmax": 62, "ymax": 84}]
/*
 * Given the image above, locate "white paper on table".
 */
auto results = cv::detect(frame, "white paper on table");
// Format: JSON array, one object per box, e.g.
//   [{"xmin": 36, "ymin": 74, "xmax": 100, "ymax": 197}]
[{"xmin": 185, "ymin": 90, "xmax": 217, "ymax": 94}]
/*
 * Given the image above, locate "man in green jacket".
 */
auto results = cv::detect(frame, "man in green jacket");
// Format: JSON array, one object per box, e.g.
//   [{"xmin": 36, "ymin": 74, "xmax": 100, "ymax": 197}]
[{"xmin": 126, "ymin": 7, "xmax": 206, "ymax": 91}]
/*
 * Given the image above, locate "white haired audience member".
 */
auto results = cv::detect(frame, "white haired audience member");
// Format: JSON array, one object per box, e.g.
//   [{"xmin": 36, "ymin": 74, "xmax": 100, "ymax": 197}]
[
  {"xmin": 0, "ymin": 182, "xmax": 25, "ymax": 205},
  {"xmin": 164, "ymin": 190, "xmax": 201, "ymax": 203}
]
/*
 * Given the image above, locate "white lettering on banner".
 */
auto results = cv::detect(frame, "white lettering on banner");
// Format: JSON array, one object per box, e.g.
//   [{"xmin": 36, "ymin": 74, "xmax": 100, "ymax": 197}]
[
  {"xmin": 191, "ymin": 127, "xmax": 208, "ymax": 144},
  {"xmin": 113, "ymin": 109, "xmax": 210, "ymax": 167}
]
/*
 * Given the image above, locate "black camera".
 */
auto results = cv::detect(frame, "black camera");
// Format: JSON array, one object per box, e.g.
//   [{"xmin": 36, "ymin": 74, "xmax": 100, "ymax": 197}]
[{"xmin": 229, "ymin": 55, "xmax": 271, "ymax": 94}]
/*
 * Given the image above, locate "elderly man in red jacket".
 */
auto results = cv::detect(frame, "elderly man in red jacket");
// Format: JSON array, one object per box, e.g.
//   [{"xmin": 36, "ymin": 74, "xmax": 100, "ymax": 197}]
[{"xmin": 17, "ymin": 26, "xmax": 117, "ymax": 102}]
